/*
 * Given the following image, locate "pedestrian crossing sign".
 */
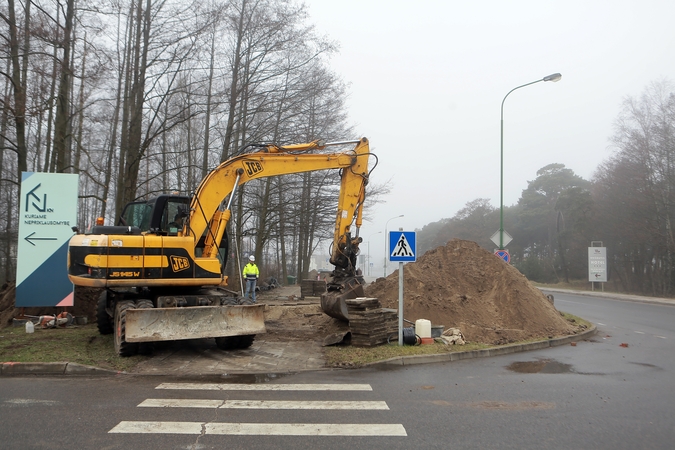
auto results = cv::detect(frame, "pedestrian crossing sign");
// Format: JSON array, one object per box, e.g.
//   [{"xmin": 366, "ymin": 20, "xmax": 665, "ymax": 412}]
[{"xmin": 389, "ymin": 231, "xmax": 416, "ymax": 262}]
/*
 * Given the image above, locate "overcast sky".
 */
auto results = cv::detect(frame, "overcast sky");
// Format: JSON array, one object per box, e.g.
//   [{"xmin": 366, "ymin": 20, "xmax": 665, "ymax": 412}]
[{"xmin": 303, "ymin": 0, "xmax": 675, "ymax": 273}]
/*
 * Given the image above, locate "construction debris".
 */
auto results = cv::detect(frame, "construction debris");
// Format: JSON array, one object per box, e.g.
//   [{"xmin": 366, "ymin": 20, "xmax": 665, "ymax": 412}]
[
  {"xmin": 440, "ymin": 327, "xmax": 466, "ymax": 345},
  {"xmin": 300, "ymin": 279, "xmax": 327, "ymax": 298},
  {"xmin": 345, "ymin": 298, "xmax": 398, "ymax": 347}
]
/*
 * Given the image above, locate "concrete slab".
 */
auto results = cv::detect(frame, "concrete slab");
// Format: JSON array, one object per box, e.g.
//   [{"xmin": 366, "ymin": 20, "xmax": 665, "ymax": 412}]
[{"xmin": 129, "ymin": 338, "xmax": 325, "ymax": 376}]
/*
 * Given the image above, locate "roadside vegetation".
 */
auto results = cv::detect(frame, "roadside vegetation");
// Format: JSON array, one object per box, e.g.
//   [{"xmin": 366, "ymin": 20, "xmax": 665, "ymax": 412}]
[{"xmin": 0, "ymin": 324, "xmax": 146, "ymax": 372}]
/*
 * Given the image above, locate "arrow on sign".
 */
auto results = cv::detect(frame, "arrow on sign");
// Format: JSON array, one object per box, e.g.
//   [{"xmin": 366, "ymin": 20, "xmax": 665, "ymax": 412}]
[{"xmin": 24, "ymin": 232, "xmax": 58, "ymax": 246}]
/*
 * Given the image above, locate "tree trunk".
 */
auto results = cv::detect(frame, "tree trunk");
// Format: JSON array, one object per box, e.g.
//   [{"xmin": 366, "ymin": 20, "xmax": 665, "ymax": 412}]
[
  {"xmin": 6, "ymin": 0, "xmax": 28, "ymax": 181},
  {"xmin": 53, "ymin": 0, "xmax": 75, "ymax": 173},
  {"xmin": 73, "ymin": 34, "xmax": 87, "ymax": 174},
  {"xmin": 220, "ymin": 0, "xmax": 247, "ymax": 162},
  {"xmin": 202, "ymin": 30, "xmax": 216, "ymax": 178}
]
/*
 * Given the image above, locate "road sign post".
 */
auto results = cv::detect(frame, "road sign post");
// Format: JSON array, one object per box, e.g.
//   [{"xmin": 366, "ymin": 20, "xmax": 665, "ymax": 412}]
[
  {"xmin": 389, "ymin": 230, "xmax": 416, "ymax": 346},
  {"xmin": 16, "ymin": 172, "xmax": 79, "ymax": 307}
]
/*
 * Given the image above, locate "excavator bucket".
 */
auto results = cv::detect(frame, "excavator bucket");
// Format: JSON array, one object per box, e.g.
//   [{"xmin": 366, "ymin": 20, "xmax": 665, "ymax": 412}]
[
  {"xmin": 320, "ymin": 277, "xmax": 365, "ymax": 321},
  {"xmin": 125, "ymin": 304, "xmax": 266, "ymax": 342}
]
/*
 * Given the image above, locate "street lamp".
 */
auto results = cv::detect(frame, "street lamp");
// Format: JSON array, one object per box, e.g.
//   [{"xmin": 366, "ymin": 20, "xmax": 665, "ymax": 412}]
[
  {"xmin": 366, "ymin": 231, "xmax": 382, "ymax": 276},
  {"xmin": 384, "ymin": 215, "xmax": 404, "ymax": 277},
  {"xmin": 499, "ymin": 72, "xmax": 561, "ymax": 249}
]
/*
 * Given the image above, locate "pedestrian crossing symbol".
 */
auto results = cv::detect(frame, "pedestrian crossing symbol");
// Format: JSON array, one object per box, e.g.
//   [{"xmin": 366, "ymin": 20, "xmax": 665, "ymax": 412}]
[{"xmin": 389, "ymin": 231, "xmax": 416, "ymax": 262}]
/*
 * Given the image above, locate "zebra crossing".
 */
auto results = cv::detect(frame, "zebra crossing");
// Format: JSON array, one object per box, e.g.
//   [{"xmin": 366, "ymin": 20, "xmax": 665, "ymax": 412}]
[{"xmin": 109, "ymin": 382, "xmax": 407, "ymax": 437}]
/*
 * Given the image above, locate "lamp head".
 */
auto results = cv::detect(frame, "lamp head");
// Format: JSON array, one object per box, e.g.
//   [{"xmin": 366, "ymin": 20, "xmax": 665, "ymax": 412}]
[{"xmin": 543, "ymin": 73, "xmax": 562, "ymax": 82}]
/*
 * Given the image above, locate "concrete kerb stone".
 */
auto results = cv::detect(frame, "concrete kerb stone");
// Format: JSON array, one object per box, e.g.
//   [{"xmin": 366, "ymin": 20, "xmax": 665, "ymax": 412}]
[
  {"xmin": 1, "ymin": 361, "xmax": 119, "ymax": 376},
  {"xmin": 64, "ymin": 362, "xmax": 121, "ymax": 376},
  {"xmin": 1, "ymin": 362, "xmax": 67, "ymax": 375},
  {"xmin": 539, "ymin": 287, "xmax": 675, "ymax": 307},
  {"xmin": 370, "ymin": 325, "xmax": 597, "ymax": 369}
]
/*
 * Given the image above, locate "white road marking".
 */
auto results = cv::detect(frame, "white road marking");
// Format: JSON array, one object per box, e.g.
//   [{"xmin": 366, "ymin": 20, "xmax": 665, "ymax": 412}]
[
  {"xmin": 597, "ymin": 322, "xmax": 606, "ymax": 326},
  {"xmin": 156, "ymin": 383, "xmax": 373, "ymax": 391},
  {"xmin": 110, "ymin": 421, "xmax": 407, "ymax": 436},
  {"xmin": 634, "ymin": 331, "xmax": 645, "ymax": 334},
  {"xmin": 656, "ymin": 335, "xmax": 667, "ymax": 339},
  {"xmin": 138, "ymin": 399, "xmax": 389, "ymax": 410},
  {"xmin": 4, "ymin": 399, "xmax": 60, "ymax": 406}
]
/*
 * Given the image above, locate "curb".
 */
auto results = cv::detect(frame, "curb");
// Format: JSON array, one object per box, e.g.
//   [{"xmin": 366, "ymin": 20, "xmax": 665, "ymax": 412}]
[
  {"xmin": 2, "ymin": 326, "xmax": 597, "ymax": 376},
  {"xmin": 1, "ymin": 361, "xmax": 122, "ymax": 377},
  {"xmin": 538, "ymin": 288, "xmax": 675, "ymax": 307},
  {"xmin": 368, "ymin": 324, "xmax": 597, "ymax": 368}
]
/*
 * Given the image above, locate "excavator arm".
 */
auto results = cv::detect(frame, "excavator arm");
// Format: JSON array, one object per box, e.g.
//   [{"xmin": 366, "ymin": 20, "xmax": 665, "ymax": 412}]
[
  {"xmin": 184, "ymin": 137, "xmax": 372, "ymax": 321},
  {"xmin": 186, "ymin": 138, "xmax": 370, "ymax": 273}
]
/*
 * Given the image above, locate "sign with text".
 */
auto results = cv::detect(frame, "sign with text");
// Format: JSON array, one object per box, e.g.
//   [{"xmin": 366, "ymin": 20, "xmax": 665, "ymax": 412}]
[
  {"xmin": 16, "ymin": 172, "xmax": 79, "ymax": 307},
  {"xmin": 588, "ymin": 247, "xmax": 607, "ymax": 282}
]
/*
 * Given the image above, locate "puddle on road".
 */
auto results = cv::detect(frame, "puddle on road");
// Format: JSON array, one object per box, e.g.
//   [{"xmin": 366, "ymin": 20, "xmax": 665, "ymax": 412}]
[{"xmin": 506, "ymin": 359, "xmax": 574, "ymax": 374}]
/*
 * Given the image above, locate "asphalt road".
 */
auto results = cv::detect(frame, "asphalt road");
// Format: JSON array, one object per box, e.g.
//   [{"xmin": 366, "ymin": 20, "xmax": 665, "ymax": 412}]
[{"xmin": 1, "ymin": 292, "xmax": 674, "ymax": 449}]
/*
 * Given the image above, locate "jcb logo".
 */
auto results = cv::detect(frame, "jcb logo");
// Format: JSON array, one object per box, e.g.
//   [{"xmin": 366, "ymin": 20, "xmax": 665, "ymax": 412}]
[
  {"xmin": 170, "ymin": 255, "xmax": 190, "ymax": 272},
  {"xmin": 244, "ymin": 161, "xmax": 263, "ymax": 176}
]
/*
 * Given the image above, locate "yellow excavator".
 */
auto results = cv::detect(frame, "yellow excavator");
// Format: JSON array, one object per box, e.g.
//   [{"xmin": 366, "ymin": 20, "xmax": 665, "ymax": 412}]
[{"xmin": 68, "ymin": 138, "xmax": 373, "ymax": 356}]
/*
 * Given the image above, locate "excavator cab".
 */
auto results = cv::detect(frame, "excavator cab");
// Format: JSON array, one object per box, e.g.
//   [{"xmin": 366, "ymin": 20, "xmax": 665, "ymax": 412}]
[{"xmin": 118, "ymin": 195, "xmax": 190, "ymax": 235}]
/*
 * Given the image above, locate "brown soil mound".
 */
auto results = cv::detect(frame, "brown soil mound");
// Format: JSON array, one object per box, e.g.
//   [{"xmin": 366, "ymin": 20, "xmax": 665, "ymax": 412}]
[{"xmin": 365, "ymin": 239, "xmax": 579, "ymax": 345}]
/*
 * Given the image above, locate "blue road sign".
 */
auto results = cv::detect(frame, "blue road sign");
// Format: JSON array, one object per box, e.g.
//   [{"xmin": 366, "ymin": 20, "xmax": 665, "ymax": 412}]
[
  {"xmin": 389, "ymin": 231, "xmax": 416, "ymax": 262},
  {"xmin": 494, "ymin": 249, "xmax": 510, "ymax": 264}
]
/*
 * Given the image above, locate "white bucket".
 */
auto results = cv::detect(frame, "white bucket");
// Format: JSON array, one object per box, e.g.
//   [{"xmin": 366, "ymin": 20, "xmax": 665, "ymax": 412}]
[
  {"xmin": 415, "ymin": 319, "xmax": 431, "ymax": 338},
  {"xmin": 25, "ymin": 321, "xmax": 34, "ymax": 333}
]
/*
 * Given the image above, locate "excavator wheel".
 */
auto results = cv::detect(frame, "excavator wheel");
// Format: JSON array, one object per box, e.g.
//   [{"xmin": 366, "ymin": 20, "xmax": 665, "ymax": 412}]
[
  {"xmin": 135, "ymin": 299, "xmax": 154, "ymax": 355},
  {"xmin": 114, "ymin": 300, "xmax": 139, "ymax": 357},
  {"xmin": 96, "ymin": 291, "xmax": 114, "ymax": 335}
]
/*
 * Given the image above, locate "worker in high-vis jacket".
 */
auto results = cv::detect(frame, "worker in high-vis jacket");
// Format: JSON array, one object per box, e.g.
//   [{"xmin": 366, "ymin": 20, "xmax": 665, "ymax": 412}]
[{"xmin": 242, "ymin": 255, "xmax": 260, "ymax": 302}]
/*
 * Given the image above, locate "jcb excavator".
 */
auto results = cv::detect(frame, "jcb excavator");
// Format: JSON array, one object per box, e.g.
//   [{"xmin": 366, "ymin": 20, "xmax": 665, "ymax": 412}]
[{"xmin": 68, "ymin": 137, "xmax": 373, "ymax": 356}]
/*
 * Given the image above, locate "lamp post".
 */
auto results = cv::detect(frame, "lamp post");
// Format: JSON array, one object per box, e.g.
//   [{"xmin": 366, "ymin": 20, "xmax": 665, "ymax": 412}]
[
  {"xmin": 384, "ymin": 215, "xmax": 404, "ymax": 277},
  {"xmin": 499, "ymin": 72, "xmax": 561, "ymax": 249},
  {"xmin": 366, "ymin": 231, "xmax": 382, "ymax": 276}
]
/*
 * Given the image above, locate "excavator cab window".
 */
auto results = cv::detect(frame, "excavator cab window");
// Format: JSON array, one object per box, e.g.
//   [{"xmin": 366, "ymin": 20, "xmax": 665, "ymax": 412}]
[
  {"xmin": 118, "ymin": 195, "xmax": 190, "ymax": 234},
  {"xmin": 119, "ymin": 201, "xmax": 152, "ymax": 231},
  {"xmin": 163, "ymin": 200, "xmax": 189, "ymax": 235}
]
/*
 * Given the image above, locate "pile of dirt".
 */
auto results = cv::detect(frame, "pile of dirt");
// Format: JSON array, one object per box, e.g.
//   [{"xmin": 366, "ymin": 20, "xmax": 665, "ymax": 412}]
[
  {"xmin": 262, "ymin": 303, "xmax": 349, "ymax": 342},
  {"xmin": 364, "ymin": 239, "xmax": 580, "ymax": 345}
]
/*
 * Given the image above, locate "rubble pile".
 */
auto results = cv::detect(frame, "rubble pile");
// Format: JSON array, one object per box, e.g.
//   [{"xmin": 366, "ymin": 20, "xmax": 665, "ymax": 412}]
[{"xmin": 365, "ymin": 239, "xmax": 579, "ymax": 345}]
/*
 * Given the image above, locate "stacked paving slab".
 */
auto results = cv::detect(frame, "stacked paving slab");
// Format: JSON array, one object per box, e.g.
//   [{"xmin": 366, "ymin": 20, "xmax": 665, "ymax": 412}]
[
  {"xmin": 346, "ymin": 297, "xmax": 399, "ymax": 347},
  {"xmin": 300, "ymin": 279, "xmax": 327, "ymax": 298}
]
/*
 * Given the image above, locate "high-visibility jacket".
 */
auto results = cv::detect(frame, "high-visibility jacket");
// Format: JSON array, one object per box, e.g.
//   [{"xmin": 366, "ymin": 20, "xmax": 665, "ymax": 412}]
[{"xmin": 243, "ymin": 262, "xmax": 259, "ymax": 280}]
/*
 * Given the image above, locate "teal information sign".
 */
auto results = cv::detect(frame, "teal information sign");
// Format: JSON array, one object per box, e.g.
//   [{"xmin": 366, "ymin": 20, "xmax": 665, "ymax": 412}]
[{"xmin": 16, "ymin": 172, "xmax": 79, "ymax": 307}]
